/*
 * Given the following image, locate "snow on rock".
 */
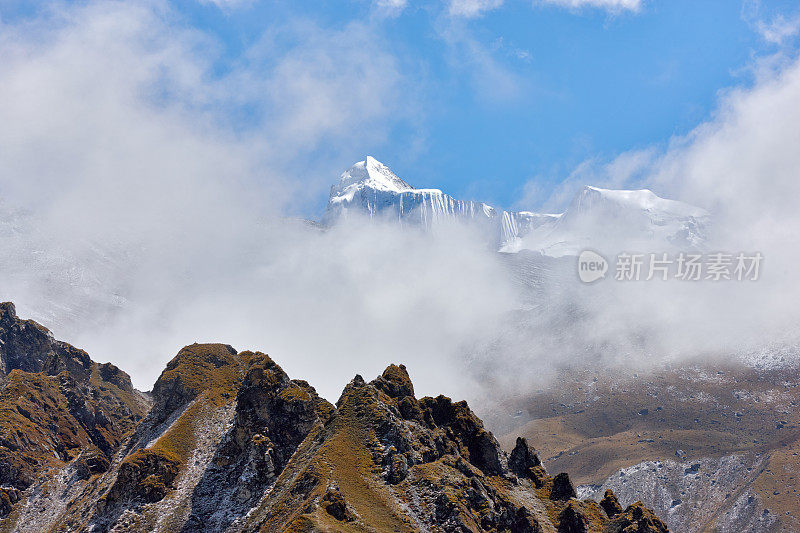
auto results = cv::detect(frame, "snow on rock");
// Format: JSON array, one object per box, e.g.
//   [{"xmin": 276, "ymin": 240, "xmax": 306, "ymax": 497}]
[
  {"xmin": 522, "ymin": 186, "xmax": 710, "ymax": 257},
  {"xmin": 323, "ymin": 157, "xmax": 709, "ymax": 256},
  {"xmin": 578, "ymin": 454, "xmax": 774, "ymax": 533},
  {"xmin": 324, "ymin": 157, "xmax": 502, "ymax": 238}
]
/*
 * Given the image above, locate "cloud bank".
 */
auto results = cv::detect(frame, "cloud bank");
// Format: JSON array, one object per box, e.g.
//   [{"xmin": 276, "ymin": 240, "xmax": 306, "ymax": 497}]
[
  {"xmin": 2, "ymin": 0, "xmax": 800, "ymax": 406},
  {"xmin": 0, "ymin": 0, "xmax": 512, "ymax": 401},
  {"xmin": 447, "ymin": 0, "xmax": 642, "ymax": 18},
  {"xmin": 495, "ymin": 49, "xmax": 800, "ymax": 392},
  {"xmin": 539, "ymin": 0, "xmax": 641, "ymax": 13}
]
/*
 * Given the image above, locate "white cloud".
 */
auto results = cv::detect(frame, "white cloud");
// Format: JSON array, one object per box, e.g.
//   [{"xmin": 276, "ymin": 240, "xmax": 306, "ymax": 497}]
[
  {"xmin": 447, "ymin": 0, "xmax": 641, "ymax": 18},
  {"xmin": 637, "ymin": 53, "xmax": 800, "ymax": 354},
  {"xmin": 374, "ymin": 0, "xmax": 408, "ymax": 16},
  {"xmin": 438, "ymin": 21, "xmax": 524, "ymax": 103},
  {"xmin": 528, "ymin": 52, "xmax": 800, "ymax": 369},
  {"xmin": 481, "ymin": 50, "xmax": 800, "ymax": 396},
  {"xmin": 742, "ymin": 1, "xmax": 800, "ymax": 47},
  {"xmin": 538, "ymin": 0, "xmax": 641, "ymax": 13},
  {"xmin": 448, "ymin": 0, "xmax": 504, "ymax": 18},
  {"xmin": 647, "ymin": 54, "xmax": 800, "ymax": 251},
  {"xmin": 197, "ymin": 0, "xmax": 253, "ymax": 10},
  {"xmin": 259, "ymin": 21, "xmax": 408, "ymax": 160},
  {"xmin": 756, "ymin": 14, "xmax": 800, "ymax": 45},
  {"xmin": 0, "ymin": 0, "xmax": 520, "ymax": 402}
]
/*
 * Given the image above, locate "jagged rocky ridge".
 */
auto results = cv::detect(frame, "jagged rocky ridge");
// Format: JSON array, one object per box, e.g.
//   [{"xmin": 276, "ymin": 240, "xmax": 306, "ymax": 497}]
[
  {"xmin": 0, "ymin": 301, "xmax": 149, "ymax": 517},
  {"xmin": 0, "ymin": 303, "xmax": 668, "ymax": 532}
]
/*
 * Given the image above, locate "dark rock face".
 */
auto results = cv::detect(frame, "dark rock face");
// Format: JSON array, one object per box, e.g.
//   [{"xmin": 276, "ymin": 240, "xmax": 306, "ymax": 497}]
[
  {"xmin": 149, "ymin": 343, "xmax": 240, "ymax": 422},
  {"xmin": 386, "ymin": 452, "xmax": 409, "ymax": 484},
  {"xmin": 419, "ymin": 394, "xmax": 508, "ymax": 475},
  {"xmin": 321, "ymin": 485, "xmax": 355, "ymax": 522},
  {"xmin": 0, "ymin": 301, "xmax": 92, "ymax": 380},
  {"xmin": 609, "ymin": 501, "xmax": 670, "ymax": 533},
  {"xmin": 0, "ymin": 487, "xmax": 21, "ymax": 519},
  {"xmin": 513, "ymin": 508, "xmax": 543, "ymax": 533},
  {"xmin": 177, "ymin": 351, "xmax": 334, "ymax": 532},
  {"xmin": 0, "ymin": 302, "xmax": 669, "ymax": 533},
  {"xmin": 228, "ymin": 352, "xmax": 334, "ymax": 475},
  {"xmin": 97, "ymin": 362, "xmax": 135, "ymax": 394},
  {"xmin": 551, "ymin": 472, "xmax": 578, "ymax": 501},
  {"xmin": 509, "ymin": 436, "xmax": 541, "ymax": 478},
  {"xmin": 0, "ymin": 302, "xmax": 51, "ymax": 375},
  {"xmin": 0, "ymin": 302, "xmax": 148, "ymax": 497},
  {"xmin": 106, "ymin": 448, "xmax": 180, "ymax": 504},
  {"xmin": 601, "ymin": 488, "xmax": 623, "ymax": 518},
  {"xmin": 558, "ymin": 502, "xmax": 588, "ymax": 533},
  {"xmin": 74, "ymin": 449, "xmax": 111, "ymax": 480},
  {"xmin": 372, "ymin": 363, "xmax": 416, "ymax": 398}
]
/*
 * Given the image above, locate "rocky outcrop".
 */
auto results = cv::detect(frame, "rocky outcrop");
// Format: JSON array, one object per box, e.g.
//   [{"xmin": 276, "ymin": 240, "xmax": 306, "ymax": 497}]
[
  {"xmin": 106, "ymin": 448, "xmax": 180, "ymax": 504},
  {"xmin": 609, "ymin": 501, "xmax": 670, "ymax": 533},
  {"xmin": 178, "ymin": 351, "xmax": 335, "ymax": 531},
  {"xmin": 0, "ymin": 302, "xmax": 149, "ymax": 498},
  {"xmin": 509, "ymin": 436, "xmax": 541, "ymax": 477},
  {"xmin": 148, "ymin": 343, "xmax": 242, "ymax": 422},
  {"xmin": 0, "ymin": 302, "xmax": 101, "ymax": 382},
  {"xmin": 600, "ymin": 489, "xmax": 623, "ymax": 518},
  {"xmin": 551, "ymin": 472, "xmax": 578, "ymax": 501},
  {"xmin": 0, "ymin": 487, "xmax": 21, "ymax": 519},
  {"xmin": 244, "ymin": 363, "xmax": 668, "ymax": 532},
  {"xmin": 0, "ymin": 304, "xmax": 669, "ymax": 532}
]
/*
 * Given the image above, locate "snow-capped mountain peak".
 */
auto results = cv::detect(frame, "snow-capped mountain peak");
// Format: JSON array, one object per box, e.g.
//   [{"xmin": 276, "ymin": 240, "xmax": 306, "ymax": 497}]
[
  {"xmin": 573, "ymin": 185, "xmax": 708, "ymax": 219},
  {"xmin": 323, "ymin": 158, "xmax": 709, "ymax": 256},
  {"xmin": 331, "ymin": 156, "xmax": 413, "ymax": 202},
  {"xmin": 520, "ymin": 185, "xmax": 710, "ymax": 256},
  {"xmin": 324, "ymin": 156, "xmax": 498, "ymax": 228}
]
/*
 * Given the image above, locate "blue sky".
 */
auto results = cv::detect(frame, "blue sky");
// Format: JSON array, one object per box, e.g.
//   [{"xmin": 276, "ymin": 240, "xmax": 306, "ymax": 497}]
[
  {"xmin": 2, "ymin": 0, "xmax": 800, "ymax": 394},
  {"xmin": 2, "ymin": 0, "xmax": 799, "ymax": 216}
]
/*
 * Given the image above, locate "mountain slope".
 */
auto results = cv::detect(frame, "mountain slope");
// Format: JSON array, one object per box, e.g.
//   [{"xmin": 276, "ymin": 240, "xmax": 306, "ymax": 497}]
[
  {"xmin": 516, "ymin": 186, "xmax": 709, "ymax": 256},
  {"xmin": 0, "ymin": 302, "xmax": 150, "ymax": 524},
  {"xmin": 242, "ymin": 363, "xmax": 668, "ymax": 532},
  {"xmin": 0, "ymin": 303, "xmax": 668, "ymax": 532},
  {"xmin": 490, "ymin": 362, "xmax": 800, "ymax": 532}
]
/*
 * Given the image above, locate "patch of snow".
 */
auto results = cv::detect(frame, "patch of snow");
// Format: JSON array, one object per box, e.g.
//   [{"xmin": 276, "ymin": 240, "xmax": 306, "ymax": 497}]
[{"xmin": 323, "ymin": 158, "xmax": 709, "ymax": 256}]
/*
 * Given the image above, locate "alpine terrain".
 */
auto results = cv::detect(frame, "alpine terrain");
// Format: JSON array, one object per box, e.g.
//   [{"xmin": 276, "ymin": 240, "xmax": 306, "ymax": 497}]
[
  {"xmin": 324, "ymin": 157, "xmax": 709, "ymax": 256},
  {"xmin": 0, "ymin": 302, "xmax": 668, "ymax": 532}
]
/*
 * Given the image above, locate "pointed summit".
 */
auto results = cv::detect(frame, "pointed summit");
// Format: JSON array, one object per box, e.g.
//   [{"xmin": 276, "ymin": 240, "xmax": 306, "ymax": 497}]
[
  {"xmin": 364, "ymin": 156, "xmax": 412, "ymax": 191},
  {"xmin": 330, "ymin": 156, "xmax": 413, "ymax": 202}
]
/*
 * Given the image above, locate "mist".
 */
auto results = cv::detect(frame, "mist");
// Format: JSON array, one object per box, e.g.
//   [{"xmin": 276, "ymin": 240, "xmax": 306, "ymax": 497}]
[
  {"xmin": 2, "ymin": 0, "xmax": 800, "ymax": 405},
  {"xmin": 0, "ymin": 0, "xmax": 516, "ymax": 400},
  {"xmin": 483, "ymin": 47, "xmax": 800, "ymax": 392}
]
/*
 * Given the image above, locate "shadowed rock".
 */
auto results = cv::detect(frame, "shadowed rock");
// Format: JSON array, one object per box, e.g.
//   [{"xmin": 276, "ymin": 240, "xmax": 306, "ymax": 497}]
[
  {"xmin": 509, "ymin": 436, "xmax": 541, "ymax": 478},
  {"xmin": 551, "ymin": 472, "xmax": 577, "ymax": 501},
  {"xmin": 0, "ymin": 305, "xmax": 670, "ymax": 533},
  {"xmin": 601, "ymin": 488, "xmax": 623, "ymax": 518}
]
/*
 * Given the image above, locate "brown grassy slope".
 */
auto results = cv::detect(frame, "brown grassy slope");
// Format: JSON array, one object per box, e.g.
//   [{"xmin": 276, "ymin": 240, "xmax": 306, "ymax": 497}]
[
  {"xmin": 102, "ymin": 344, "xmax": 251, "ymax": 506},
  {"xmin": 0, "ymin": 302, "xmax": 150, "ymax": 497},
  {"xmin": 244, "ymin": 374, "xmax": 419, "ymax": 532},
  {"xmin": 81, "ymin": 345, "xmax": 336, "ymax": 533},
  {"xmin": 491, "ymin": 361, "xmax": 800, "ymax": 527},
  {"xmin": 245, "ymin": 365, "xmax": 667, "ymax": 533}
]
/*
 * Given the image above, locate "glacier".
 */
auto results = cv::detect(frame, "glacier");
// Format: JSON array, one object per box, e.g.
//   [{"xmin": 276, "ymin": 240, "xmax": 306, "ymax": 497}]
[{"xmin": 324, "ymin": 156, "xmax": 710, "ymax": 256}]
